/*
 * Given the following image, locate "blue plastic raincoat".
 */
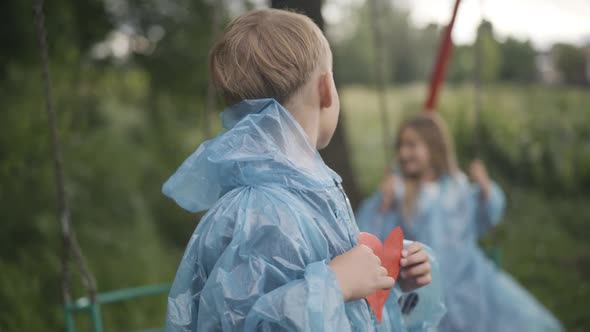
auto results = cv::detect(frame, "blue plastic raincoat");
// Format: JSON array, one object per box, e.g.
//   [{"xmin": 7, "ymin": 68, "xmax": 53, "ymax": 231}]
[
  {"xmin": 357, "ymin": 174, "xmax": 564, "ymax": 332},
  {"xmin": 162, "ymin": 99, "xmax": 445, "ymax": 331}
]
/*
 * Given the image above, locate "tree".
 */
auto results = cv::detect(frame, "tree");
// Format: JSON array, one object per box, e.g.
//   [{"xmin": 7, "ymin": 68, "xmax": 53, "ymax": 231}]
[
  {"xmin": 448, "ymin": 45, "xmax": 474, "ymax": 82},
  {"xmin": 331, "ymin": 2, "xmax": 436, "ymax": 84},
  {"xmin": 553, "ymin": 43, "xmax": 588, "ymax": 86},
  {"xmin": 475, "ymin": 20, "xmax": 502, "ymax": 82},
  {"xmin": 332, "ymin": 2, "xmax": 381, "ymax": 85},
  {"xmin": 499, "ymin": 38, "xmax": 537, "ymax": 82},
  {"xmin": 413, "ymin": 23, "xmax": 442, "ymax": 81},
  {"xmin": 1, "ymin": 1, "xmax": 215, "ymax": 330},
  {"xmin": 271, "ymin": 0, "xmax": 362, "ymax": 208}
]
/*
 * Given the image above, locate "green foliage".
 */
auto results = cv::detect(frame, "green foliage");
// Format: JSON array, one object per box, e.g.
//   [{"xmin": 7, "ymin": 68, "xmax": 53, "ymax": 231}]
[
  {"xmin": 475, "ymin": 20, "xmax": 503, "ymax": 82},
  {"xmin": 332, "ymin": 3, "xmax": 376, "ymax": 85},
  {"xmin": 499, "ymin": 38, "xmax": 537, "ymax": 82},
  {"xmin": 553, "ymin": 43, "xmax": 589, "ymax": 86},
  {"xmin": 448, "ymin": 45, "xmax": 474, "ymax": 82},
  {"xmin": 0, "ymin": 62, "xmax": 192, "ymax": 331},
  {"xmin": 333, "ymin": 9, "xmax": 541, "ymax": 86},
  {"xmin": 332, "ymin": 1, "xmax": 440, "ymax": 85},
  {"xmin": 334, "ymin": 9, "xmax": 589, "ymax": 88},
  {"xmin": 449, "ymin": 28, "xmax": 537, "ymax": 84},
  {"xmin": 1, "ymin": 0, "xmax": 218, "ymax": 330},
  {"xmin": 497, "ymin": 190, "xmax": 590, "ymax": 331},
  {"xmin": 341, "ymin": 85, "xmax": 590, "ymax": 331}
]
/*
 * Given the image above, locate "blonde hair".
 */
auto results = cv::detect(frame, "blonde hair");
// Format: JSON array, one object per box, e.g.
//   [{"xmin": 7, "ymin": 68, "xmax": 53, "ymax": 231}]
[
  {"xmin": 209, "ymin": 9, "xmax": 331, "ymax": 105},
  {"xmin": 395, "ymin": 113, "xmax": 458, "ymax": 217}
]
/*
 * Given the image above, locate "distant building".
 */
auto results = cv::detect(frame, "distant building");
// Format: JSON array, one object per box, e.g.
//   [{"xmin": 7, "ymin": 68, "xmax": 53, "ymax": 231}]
[{"xmin": 535, "ymin": 51, "xmax": 561, "ymax": 85}]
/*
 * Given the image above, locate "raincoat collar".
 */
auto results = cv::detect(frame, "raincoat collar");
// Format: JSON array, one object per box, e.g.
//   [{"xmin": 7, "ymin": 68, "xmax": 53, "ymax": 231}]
[
  {"xmin": 163, "ymin": 98, "xmax": 342, "ymax": 212},
  {"xmin": 221, "ymin": 99, "xmax": 277, "ymax": 129}
]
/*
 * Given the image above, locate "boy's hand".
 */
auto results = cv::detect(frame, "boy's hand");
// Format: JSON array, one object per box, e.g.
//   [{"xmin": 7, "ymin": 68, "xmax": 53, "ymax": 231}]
[
  {"xmin": 398, "ymin": 242, "xmax": 432, "ymax": 292},
  {"xmin": 469, "ymin": 159, "xmax": 490, "ymax": 199},
  {"xmin": 379, "ymin": 175, "xmax": 396, "ymax": 213},
  {"xmin": 329, "ymin": 245, "xmax": 395, "ymax": 302}
]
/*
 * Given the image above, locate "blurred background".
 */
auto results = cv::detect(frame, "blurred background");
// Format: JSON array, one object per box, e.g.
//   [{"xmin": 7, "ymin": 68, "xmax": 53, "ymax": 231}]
[{"xmin": 2, "ymin": 0, "xmax": 589, "ymax": 331}]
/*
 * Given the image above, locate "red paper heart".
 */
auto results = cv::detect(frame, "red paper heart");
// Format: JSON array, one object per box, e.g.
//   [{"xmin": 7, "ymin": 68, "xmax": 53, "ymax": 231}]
[{"xmin": 358, "ymin": 226, "xmax": 404, "ymax": 323}]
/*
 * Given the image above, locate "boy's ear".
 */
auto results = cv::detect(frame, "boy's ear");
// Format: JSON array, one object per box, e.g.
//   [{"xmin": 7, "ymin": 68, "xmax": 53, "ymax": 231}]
[{"xmin": 318, "ymin": 72, "xmax": 333, "ymax": 109}]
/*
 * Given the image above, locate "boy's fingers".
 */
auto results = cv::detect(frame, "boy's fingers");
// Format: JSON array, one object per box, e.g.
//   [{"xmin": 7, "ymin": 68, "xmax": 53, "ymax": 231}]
[
  {"xmin": 378, "ymin": 276, "xmax": 395, "ymax": 289},
  {"xmin": 401, "ymin": 262, "xmax": 430, "ymax": 278},
  {"xmin": 360, "ymin": 244, "xmax": 373, "ymax": 254},
  {"xmin": 374, "ymin": 254, "xmax": 382, "ymax": 266},
  {"xmin": 416, "ymin": 274, "xmax": 432, "ymax": 286},
  {"xmin": 402, "ymin": 242, "xmax": 422, "ymax": 257},
  {"xmin": 402, "ymin": 250, "xmax": 428, "ymax": 266}
]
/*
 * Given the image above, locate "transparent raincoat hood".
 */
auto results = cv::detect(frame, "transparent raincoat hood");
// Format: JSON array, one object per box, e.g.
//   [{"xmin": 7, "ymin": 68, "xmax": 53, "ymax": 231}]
[
  {"xmin": 162, "ymin": 99, "xmax": 445, "ymax": 331},
  {"xmin": 356, "ymin": 174, "xmax": 563, "ymax": 332}
]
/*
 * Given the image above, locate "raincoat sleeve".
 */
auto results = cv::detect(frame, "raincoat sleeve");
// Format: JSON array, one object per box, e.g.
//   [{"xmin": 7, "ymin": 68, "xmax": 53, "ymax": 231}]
[
  {"xmin": 471, "ymin": 181, "xmax": 506, "ymax": 236},
  {"xmin": 185, "ymin": 186, "xmax": 352, "ymax": 332}
]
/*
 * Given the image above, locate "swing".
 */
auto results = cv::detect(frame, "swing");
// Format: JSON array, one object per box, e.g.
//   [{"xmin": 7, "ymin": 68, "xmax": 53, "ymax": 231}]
[
  {"xmin": 32, "ymin": 1, "xmax": 198, "ymax": 330},
  {"xmin": 370, "ymin": 0, "xmax": 502, "ymax": 266}
]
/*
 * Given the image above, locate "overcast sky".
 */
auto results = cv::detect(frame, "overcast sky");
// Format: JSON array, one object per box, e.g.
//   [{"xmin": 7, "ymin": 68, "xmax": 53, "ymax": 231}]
[{"xmin": 323, "ymin": 0, "xmax": 590, "ymax": 49}]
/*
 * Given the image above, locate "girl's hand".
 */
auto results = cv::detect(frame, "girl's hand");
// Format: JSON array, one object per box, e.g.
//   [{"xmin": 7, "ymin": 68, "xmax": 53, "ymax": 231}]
[
  {"xmin": 329, "ymin": 245, "xmax": 395, "ymax": 301},
  {"xmin": 469, "ymin": 159, "xmax": 490, "ymax": 199},
  {"xmin": 398, "ymin": 242, "xmax": 432, "ymax": 292},
  {"xmin": 379, "ymin": 175, "xmax": 396, "ymax": 213}
]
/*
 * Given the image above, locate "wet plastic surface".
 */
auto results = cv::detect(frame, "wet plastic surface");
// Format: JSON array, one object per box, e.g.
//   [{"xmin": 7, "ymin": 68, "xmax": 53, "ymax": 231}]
[
  {"xmin": 356, "ymin": 175, "xmax": 564, "ymax": 332},
  {"xmin": 163, "ymin": 99, "xmax": 444, "ymax": 331}
]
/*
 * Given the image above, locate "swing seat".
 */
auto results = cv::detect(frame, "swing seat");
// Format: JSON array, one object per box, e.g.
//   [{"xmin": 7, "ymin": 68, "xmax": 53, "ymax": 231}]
[{"xmin": 64, "ymin": 283, "xmax": 171, "ymax": 332}]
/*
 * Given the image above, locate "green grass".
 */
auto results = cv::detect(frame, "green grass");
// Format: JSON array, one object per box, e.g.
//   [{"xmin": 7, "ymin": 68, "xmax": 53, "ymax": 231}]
[{"xmin": 340, "ymin": 84, "xmax": 590, "ymax": 331}]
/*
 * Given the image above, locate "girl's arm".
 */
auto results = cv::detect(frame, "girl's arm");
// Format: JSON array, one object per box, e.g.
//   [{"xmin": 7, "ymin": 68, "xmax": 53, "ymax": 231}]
[
  {"xmin": 468, "ymin": 160, "xmax": 506, "ymax": 236},
  {"xmin": 472, "ymin": 181, "xmax": 506, "ymax": 236}
]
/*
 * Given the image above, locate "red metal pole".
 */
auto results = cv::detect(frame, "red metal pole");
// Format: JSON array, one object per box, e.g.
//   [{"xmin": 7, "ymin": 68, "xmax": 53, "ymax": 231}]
[{"xmin": 424, "ymin": 0, "xmax": 462, "ymax": 112}]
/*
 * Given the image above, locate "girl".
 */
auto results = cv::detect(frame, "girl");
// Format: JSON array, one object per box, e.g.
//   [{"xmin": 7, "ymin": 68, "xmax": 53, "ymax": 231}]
[{"xmin": 356, "ymin": 113, "xmax": 563, "ymax": 332}]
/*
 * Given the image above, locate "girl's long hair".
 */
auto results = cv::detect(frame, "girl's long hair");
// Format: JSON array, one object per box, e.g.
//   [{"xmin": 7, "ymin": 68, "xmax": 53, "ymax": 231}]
[{"xmin": 394, "ymin": 113, "xmax": 458, "ymax": 217}]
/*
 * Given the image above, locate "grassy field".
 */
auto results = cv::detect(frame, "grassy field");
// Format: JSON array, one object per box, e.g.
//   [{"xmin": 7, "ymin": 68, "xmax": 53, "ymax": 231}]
[{"xmin": 340, "ymin": 84, "xmax": 590, "ymax": 331}]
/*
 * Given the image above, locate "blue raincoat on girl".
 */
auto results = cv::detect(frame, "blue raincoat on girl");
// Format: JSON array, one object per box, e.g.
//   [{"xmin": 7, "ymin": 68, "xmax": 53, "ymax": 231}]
[
  {"xmin": 357, "ymin": 174, "xmax": 564, "ymax": 332},
  {"xmin": 162, "ymin": 99, "xmax": 445, "ymax": 331}
]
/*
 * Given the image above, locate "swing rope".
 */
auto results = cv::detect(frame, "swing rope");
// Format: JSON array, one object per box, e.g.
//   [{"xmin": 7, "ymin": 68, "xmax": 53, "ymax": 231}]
[
  {"xmin": 473, "ymin": 0, "xmax": 485, "ymax": 157},
  {"xmin": 369, "ymin": 0, "xmax": 392, "ymax": 161},
  {"xmin": 424, "ymin": 0, "xmax": 462, "ymax": 112},
  {"xmin": 421, "ymin": 0, "xmax": 501, "ymax": 265},
  {"xmin": 473, "ymin": 1, "xmax": 502, "ymax": 266},
  {"xmin": 33, "ymin": 0, "xmax": 97, "ymax": 305}
]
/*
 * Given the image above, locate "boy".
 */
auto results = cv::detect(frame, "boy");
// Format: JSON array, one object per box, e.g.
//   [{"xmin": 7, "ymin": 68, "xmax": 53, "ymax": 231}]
[{"xmin": 163, "ymin": 9, "xmax": 438, "ymax": 331}]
